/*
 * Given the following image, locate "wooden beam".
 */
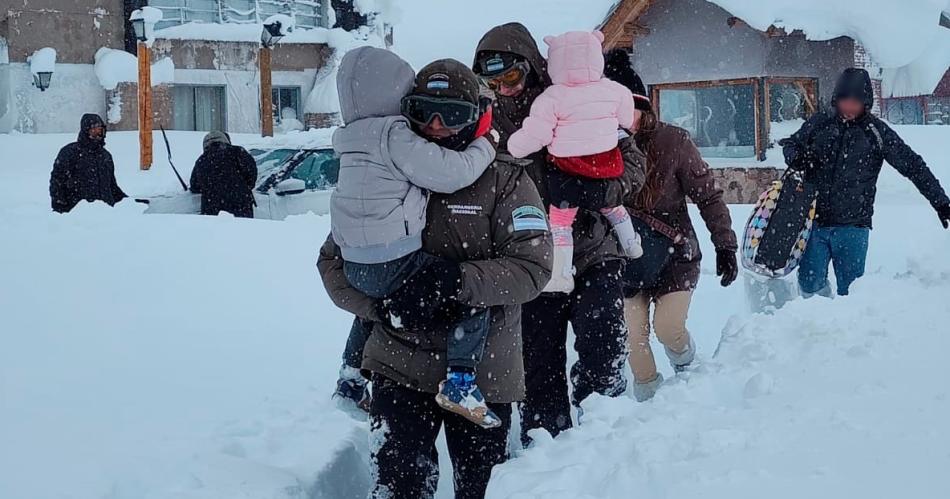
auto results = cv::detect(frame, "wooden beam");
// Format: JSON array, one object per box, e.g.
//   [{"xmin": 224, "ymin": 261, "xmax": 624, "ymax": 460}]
[
  {"xmin": 601, "ymin": 0, "xmax": 655, "ymax": 50},
  {"xmin": 137, "ymin": 41, "xmax": 152, "ymax": 171},
  {"xmin": 260, "ymin": 47, "xmax": 274, "ymax": 138}
]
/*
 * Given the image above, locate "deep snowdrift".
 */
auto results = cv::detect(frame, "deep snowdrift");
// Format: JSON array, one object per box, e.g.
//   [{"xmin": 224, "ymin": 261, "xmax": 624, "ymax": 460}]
[
  {"xmin": 488, "ymin": 225, "xmax": 950, "ymax": 498},
  {"xmin": 1, "ymin": 125, "xmax": 949, "ymax": 498}
]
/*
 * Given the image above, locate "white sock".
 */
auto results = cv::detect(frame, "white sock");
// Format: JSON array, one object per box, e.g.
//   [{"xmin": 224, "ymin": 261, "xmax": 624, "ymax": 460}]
[{"xmin": 601, "ymin": 207, "xmax": 643, "ymax": 258}]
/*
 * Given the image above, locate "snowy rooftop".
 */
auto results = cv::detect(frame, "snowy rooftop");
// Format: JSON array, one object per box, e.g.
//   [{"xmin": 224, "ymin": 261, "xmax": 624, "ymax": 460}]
[
  {"xmin": 705, "ymin": 0, "xmax": 950, "ymax": 97},
  {"xmin": 154, "ymin": 22, "xmax": 332, "ymax": 44}
]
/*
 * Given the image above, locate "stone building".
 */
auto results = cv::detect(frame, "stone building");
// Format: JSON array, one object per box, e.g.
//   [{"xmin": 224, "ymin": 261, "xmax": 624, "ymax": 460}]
[
  {"xmin": 597, "ymin": 0, "xmax": 908, "ymax": 202},
  {"xmin": 0, "ymin": 0, "xmax": 371, "ymax": 134}
]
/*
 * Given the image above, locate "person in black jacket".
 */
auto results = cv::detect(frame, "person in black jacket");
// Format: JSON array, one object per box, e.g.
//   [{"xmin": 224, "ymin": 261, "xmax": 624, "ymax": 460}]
[
  {"xmin": 782, "ymin": 68, "xmax": 950, "ymax": 296},
  {"xmin": 189, "ymin": 131, "xmax": 258, "ymax": 218},
  {"xmin": 50, "ymin": 114, "xmax": 127, "ymax": 213}
]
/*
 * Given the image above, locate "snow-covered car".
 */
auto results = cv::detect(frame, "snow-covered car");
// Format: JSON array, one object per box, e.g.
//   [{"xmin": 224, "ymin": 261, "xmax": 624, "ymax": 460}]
[{"xmin": 145, "ymin": 147, "xmax": 339, "ymax": 220}]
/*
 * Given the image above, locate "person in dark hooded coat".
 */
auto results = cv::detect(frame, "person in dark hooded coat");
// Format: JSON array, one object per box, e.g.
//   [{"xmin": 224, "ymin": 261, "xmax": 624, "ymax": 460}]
[
  {"xmin": 189, "ymin": 131, "xmax": 258, "ymax": 218},
  {"xmin": 474, "ymin": 23, "xmax": 646, "ymax": 447},
  {"xmin": 782, "ymin": 68, "xmax": 950, "ymax": 296},
  {"xmin": 49, "ymin": 114, "xmax": 127, "ymax": 213}
]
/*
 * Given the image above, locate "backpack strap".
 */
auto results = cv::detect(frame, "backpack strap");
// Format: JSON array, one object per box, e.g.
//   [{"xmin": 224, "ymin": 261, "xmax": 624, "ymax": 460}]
[
  {"xmin": 630, "ymin": 209, "xmax": 686, "ymax": 245},
  {"xmin": 866, "ymin": 120, "xmax": 885, "ymax": 153}
]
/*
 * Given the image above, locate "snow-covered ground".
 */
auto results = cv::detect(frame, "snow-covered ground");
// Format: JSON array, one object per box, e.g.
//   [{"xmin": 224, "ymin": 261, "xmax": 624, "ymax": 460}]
[{"xmin": 1, "ymin": 124, "xmax": 949, "ymax": 499}]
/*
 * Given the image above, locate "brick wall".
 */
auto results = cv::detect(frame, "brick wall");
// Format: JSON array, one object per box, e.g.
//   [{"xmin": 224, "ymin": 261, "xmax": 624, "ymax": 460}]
[
  {"xmin": 2, "ymin": 0, "xmax": 126, "ymax": 63},
  {"xmin": 854, "ymin": 42, "xmax": 884, "ymax": 116},
  {"xmin": 108, "ymin": 82, "xmax": 171, "ymax": 131},
  {"xmin": 304, "ymin": 112, "xmax": 341, "ymax": 129}
]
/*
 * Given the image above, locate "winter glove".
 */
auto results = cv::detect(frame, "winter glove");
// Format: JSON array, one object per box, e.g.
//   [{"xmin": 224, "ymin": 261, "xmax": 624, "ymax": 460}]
[
  {"xmin": 378, "ymin": 258, "xmax": 464, "ymax": 332},
  {"xmin": 937, "ymin": 204, "xmax": 950, "ymax": 229},
  {"xmin": 716, "ymin": 249, "xmax": 738, "ymax": 287}
]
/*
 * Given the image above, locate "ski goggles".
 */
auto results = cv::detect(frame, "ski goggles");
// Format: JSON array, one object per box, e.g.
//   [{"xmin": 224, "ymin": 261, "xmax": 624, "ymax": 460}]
[
  {"xmin": 480, "ymin": 61, "xmax": 530, "ymax": 92},
  {"xmin": 400, "ymin": 95, "xmax": 480, "ymax": 130}
]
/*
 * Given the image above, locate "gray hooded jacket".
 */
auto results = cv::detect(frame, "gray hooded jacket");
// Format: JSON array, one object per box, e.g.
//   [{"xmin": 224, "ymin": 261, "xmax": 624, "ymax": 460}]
[{"xmin": 330, "ymin": 47, "xmax": 496, "ymax": 264}]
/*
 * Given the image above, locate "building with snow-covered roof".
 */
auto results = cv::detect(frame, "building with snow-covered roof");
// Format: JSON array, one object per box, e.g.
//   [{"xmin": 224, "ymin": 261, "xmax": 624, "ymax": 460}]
[
  {"xmin": 600, "ymin": 0, "xmax": 859, "ymax": 163},
  {"xmin": 599, "ymin": 0, "xmax": 950, "ymax": 202},
  {"xmin": 880, "ymin": 10, "xmax": 950, "ymax": 127},
  {"xmin": 0, "ymin": 0, "xmax": 132, "ymax": 133},
  {"xmin": 0, "ymin": 0, "xmax": 384, "ymax": 134},
  {"xmin": 884, "ymin": 69, "xmax": 950, "ymax": 126}
]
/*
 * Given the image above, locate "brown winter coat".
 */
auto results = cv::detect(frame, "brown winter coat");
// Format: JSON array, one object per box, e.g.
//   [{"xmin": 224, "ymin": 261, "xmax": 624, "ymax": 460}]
[
  {"xmin": 318, "ymin": 156, "xmax": 552, "ymax": 403},
  {"xmin": 628, "ymin": 122, "xmax": 737, "ymax": 295},
  {"xmin": 475, "ymin": 22, "xmax": 645, "ymax": 276}
]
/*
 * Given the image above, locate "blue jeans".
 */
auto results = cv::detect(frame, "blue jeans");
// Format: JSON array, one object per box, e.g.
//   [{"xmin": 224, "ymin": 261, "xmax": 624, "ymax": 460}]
[
  {"xmin": 342, "ymin": 252, "xmax": 491, "ymax": 371},
  {"xmin": 798, "ymin": 226, "xmax": 870, "ymax": 296}
]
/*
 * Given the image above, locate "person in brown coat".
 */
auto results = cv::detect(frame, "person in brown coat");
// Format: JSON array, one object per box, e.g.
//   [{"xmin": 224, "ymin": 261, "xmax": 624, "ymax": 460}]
[
  {"xmin": 604, "ymin": 53, "xmax": 738, "ymax": 402},
  {"xmin": 474, "ymin": 23, "xmax": 646, "ymax": 446},
  {"xmin": 318, "ymin": 59, "xmax": 551, "ymax": 499}
]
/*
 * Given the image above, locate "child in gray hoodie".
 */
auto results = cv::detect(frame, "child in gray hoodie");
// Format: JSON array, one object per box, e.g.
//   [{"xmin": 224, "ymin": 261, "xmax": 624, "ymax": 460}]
[{"xmin": 329, "ymin": 47, "xmax": 500, "ymax": 428}]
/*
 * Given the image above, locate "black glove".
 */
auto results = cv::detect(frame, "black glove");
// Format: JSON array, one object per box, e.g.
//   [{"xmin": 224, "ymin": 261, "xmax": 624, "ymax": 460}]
[
  {"xmin": 378, "ymin": 258, "xmax": 464, "ymax": 332},
  {"xmin": 716, "ymin": 249, "xmax": 738, "ymax": 287},
  {"xmin": 937, "ymin": 204, "xmax": 950, "ymax": 229}
]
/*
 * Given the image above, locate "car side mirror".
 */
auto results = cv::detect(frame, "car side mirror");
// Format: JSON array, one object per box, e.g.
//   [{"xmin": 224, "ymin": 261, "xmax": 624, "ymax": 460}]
[{"xmin": 275, "ymin": 178, "xmax": 306, "ymax": 196}]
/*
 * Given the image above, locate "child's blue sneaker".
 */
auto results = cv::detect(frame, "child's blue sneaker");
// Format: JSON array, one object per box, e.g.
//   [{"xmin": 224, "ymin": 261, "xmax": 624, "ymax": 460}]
[{"xmin": 435, "ymin": 371, "xmax": 501, "ymax": 429}]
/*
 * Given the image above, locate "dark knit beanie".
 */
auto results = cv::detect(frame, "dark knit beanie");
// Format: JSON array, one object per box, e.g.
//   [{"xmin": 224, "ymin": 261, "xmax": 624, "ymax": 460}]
[
  {"xmin": 413, "ymin": 59, "xmax": 481, "ymax": 105},
  {"xmin": 604, "ymin": 49, "xmax": 652, "ymax": 112}
]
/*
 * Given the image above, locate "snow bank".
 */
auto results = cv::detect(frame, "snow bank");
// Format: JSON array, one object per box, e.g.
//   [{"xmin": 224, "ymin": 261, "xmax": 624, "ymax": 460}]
[
  {"xmin": 390, "ymin": 0, "xmax": 617, "ymax": 70},
  {"xmin": 1, "ymin": 125, "xmax": 948, "ymax": 498},
  {"xmin": 154, "ymin": 22, "xmax": 331, "ymax": 44},
  {"xmin": 28, "ymin": 47, "xmax": 56, "ymax": 74},
  {"xmin": 93, "ymin": 48, "xmax": 174, "ymax": 90},
  {"xmin": 241, "ymin": 127, "xmax": 336, "ymax": 150},
  {"xmin": 0, "ymin": 205, "xmax": 366, "ymax": 499},
  {"xmin": 487, "ymin": 244, "xmax": 950, "ymax": 498},
  {"xmin": 707, "ymin": 0, "xmax": 950, "ymax": 96}
]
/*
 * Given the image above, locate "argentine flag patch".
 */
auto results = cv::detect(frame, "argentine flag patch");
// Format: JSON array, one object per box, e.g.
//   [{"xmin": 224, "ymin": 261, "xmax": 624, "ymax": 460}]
[{"xmin": 512, "ymin": 206, "xmax": 549, "ymax": 232}]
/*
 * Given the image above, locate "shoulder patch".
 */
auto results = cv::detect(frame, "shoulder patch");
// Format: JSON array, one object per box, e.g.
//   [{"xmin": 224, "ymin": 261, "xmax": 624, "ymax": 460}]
[{"xmin": 512, "ymin": 205, "xmax": 549, "ymax": 232}]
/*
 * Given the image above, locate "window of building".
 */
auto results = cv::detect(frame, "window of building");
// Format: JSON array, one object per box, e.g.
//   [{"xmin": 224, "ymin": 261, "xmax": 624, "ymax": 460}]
[
  {"xmin": 173, "ymin": 85, "xmax": 227, "ymax": 131},
  {"xmin": 652, "ymin": 77, "xmax": 819, "ymax": 160},
  {"xmin": 886, "ymin": 98, "xmax": 924, "ymax": 125},
  {"xmin": 925, "ymin": 96, "xmax": 950, "ymax": 125},
  {"xmin": 885, "ymin": 97, "xmax": 950, "ymax": 126},
  {"xmin": 768, "ymin": 79, "xmax": 817, "ymax": 123},
  {"xmin": 151, "ymin": 0, "xmax": 326, "ymax": 30},
  {"xmin": 654, "ymin": 79, "xmax": 757, "ymax": 158},
  {"xmin": 272, "ymin": 86, "xmax": 302, "ymax": 124}
]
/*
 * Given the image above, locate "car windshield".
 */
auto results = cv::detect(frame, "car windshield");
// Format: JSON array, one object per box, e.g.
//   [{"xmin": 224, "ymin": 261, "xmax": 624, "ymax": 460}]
[
  {"xmin": 250, "ymin": 149, "xmax": 300, "ymax": 186},
  {"xmin": 288, "ymin": 150, "xmax": 340, "ymax": 190}
]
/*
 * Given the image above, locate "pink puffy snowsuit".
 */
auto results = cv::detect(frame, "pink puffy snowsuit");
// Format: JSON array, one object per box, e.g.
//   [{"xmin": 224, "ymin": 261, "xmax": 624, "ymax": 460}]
[{"xmin": 507, "ymin": 30, "xmax": 635, "ymax": 161}]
